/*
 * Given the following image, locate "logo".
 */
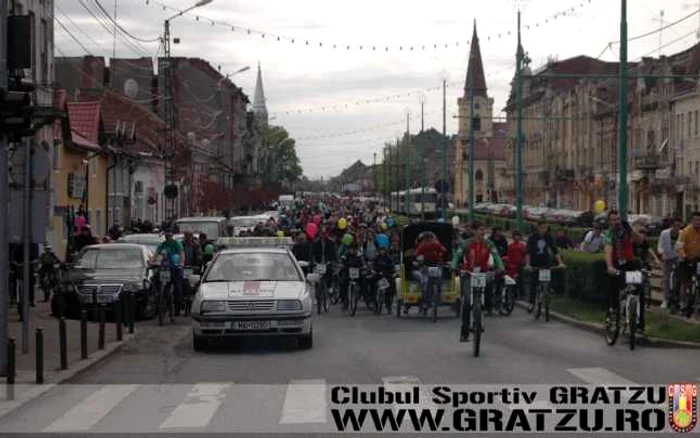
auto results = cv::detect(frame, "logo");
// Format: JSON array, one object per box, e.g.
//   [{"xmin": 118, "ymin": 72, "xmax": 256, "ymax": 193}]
[{"xmin": 668, "ymin": 383, "xmax": 697, "ymax": 433}]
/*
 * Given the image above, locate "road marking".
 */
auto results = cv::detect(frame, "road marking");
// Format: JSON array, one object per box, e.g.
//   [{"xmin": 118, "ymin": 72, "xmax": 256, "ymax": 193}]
[
  {"xmin": 382, "ymin": 376, "xmax": 438, "ymax": 413},
  {"xmin": 567, "ymin": 368, "xmax": 637, "ymax": 385},
  {"xmin": 279, "ymin": 379, "xmax": 327, "ymax": 424},
  {"xmin": 43, "ymin": 385, "xmax": 138, "ymax": 432},
  {"xmin": 159, "ymin": 383, "xmax": 231, "ymax": 429}
]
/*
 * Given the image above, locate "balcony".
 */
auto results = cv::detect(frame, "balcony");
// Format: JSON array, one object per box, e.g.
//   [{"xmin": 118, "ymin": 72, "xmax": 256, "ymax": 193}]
[
  {"xmin": 554, "ymin": 168, "xmax": 575, "ymax": 182},
  {"xmin": 634, "ymin": 154, "xmax": 660, "ymax": 170}
]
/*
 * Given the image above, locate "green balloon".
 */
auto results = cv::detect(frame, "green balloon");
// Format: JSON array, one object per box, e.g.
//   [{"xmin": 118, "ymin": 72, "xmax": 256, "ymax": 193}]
[{"xmin": 342, "ymin": 234, "xmax": 353, "ymax": 246}]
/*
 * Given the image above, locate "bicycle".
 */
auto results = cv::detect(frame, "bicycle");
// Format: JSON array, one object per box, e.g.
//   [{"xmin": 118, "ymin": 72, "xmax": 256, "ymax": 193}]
[
  {"xmin": 605, "ymin": 269, "xmax": 648, "ymax": 350},
  {"xmin": 529, "ymin": 266, "xmax": 564, "ymax": 322},
  {"xmin": 371, "ymin": 270, "xmax": 394, "ymax": 315},
  {"xmin": 460, "ymin": 269, "xmax": 494, "ymax": 358},
  {"xmin": 682, "ymin": 261, "xmax": 700, "ymax": 318},
  {"xmin": 40, "ymin": 263, "xmax": 60, "ymax": 303},
  {"xmin": 328, "ymin": 263, "xmax": 342, "ymax": 305},
  {"xmin": 347, "ymin": 266, "xmax": 362, "ymax": 317},
  {"xmin": 313, "ymin": 262, "xmax": 330, "ymax": 314},
  {"xmin": 182, "ymin": 265, "xmax": 199, "ymax": 316},
  {"xmin": 157, "ymin": 266, "xmax": 176, "ymax": 326},
  {"xmin": 415, "ymin": 263, "xmax": 446, "ymax": 323}
]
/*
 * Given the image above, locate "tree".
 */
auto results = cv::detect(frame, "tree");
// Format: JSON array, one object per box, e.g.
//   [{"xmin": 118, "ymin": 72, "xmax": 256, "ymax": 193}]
[{"xmin": 260, "ymin": 125, "xmax": 302, "ymax": 185}]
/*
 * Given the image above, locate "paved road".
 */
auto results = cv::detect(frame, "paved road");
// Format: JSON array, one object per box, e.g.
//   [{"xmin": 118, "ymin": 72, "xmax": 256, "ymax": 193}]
[{"xmin": 0, "ymin": 303, "xmax": 698, "ymax": 437}]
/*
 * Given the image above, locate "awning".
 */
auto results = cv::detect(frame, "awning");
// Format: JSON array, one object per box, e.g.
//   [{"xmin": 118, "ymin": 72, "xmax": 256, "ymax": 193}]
[{"xmin": 70, "ymin": 130, "xmax": 101, "ymax": 152}]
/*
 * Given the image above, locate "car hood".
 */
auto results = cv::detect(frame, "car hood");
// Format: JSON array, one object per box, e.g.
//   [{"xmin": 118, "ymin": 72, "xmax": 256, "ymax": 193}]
[
  {"xmin": 199, "ymin": 281, "xmax": 305, "ymax": 300},
  {"xmin": 62, "ymin": 268, "xmax": 144, "ymax": 285}
]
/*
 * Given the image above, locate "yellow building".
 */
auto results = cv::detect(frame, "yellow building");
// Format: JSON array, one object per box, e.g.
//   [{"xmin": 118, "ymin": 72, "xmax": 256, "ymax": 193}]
[{"xmin": 51, "ymin": 93, "xmax": 108, "ymax": 259}]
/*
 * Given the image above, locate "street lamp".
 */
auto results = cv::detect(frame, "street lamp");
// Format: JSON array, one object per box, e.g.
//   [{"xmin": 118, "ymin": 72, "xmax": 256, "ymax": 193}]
[{"xmin": 162, "ymin": 0, "xmax": 215, "ymax": 223}]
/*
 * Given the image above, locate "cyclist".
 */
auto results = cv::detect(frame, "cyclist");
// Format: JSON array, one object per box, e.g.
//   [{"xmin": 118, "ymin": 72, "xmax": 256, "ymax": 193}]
[
  {"xmin": 505, "ymin": 230, "xmax": 527, "ymax": 299},
  {"xmin": 38, "ymin": 244, "xmax": 60, "ymax": 302},
  {"xmin": 454, "ymin": 222, "xmax": 504, "ymax": 342},
  {"xmin": 153, "ymin": 229, "xmax": 185, "ymax": 309},
  {"xmin": 180, "ymin": 231, "xmax": 202, "ymax": 315},
  {"xmin": 414, "ymin": 232, "xmax": 447, "ymax": 314},
  {"xmin": 525, "ymin": 222, "xmax": 565, "ymax": 312},
  {"xmin": 677, "ymin": 211, "xmax": 700, "ymax": 314},
  {"xmin": 198, "ymin": 233, "xmax": 215, "ymax": 266},
  {"xmin": 604, "ymin": 211, "xmax": 645, "ymax": 334},
  {"xmin": 657, "ymin": 218, "xmax": 683, "ymax": 309},
  {"xmin": 370, "ymin": 234, "xmax": 396, "ymax": 313},
  {"xmin": 338, "ymin": 234, "xmax": 365, "ymax": 310}
]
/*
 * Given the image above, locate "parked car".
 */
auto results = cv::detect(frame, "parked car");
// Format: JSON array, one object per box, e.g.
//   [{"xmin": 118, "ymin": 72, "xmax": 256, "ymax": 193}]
[
  {"xmin": 117, "ymin": 233, "xmax": 163, "ymax": 252},
  {"xmin": 52, "ymin": 244, "xmax": 157, "ymax": 320}
]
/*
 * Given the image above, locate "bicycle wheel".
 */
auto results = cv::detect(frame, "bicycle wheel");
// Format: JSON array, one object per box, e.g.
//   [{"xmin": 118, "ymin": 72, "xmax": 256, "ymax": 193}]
[
  {"xmin": 322, "ymin": 280, "xmax": 330, "ymax": 313},
  {"xmin": 348, "ymin": 283, "xmax": 358, "ymax": 316},
  {"xmin": 375, "ymin": 286, "xmax": 384, "ymax": 316},
  {"xmin": 534, "ymin": 284, "xmax": 542, "ymax": 320},
  {"xmin": 330, "ymin": 277, "xmax": 340, "ymax": 305},
  {"xmin": 432, "ymin": 282, "xmax": 439, "ymax": 323},
  {"xmin": 628, "ymin": 295, "xmax": 637, "ymax": 350},
  {"xmin": 472, "ymin": 289, "xmax": 482, "ymax": 357},
  {"xmin": 544, "ymin": 285, "xmax": 551, "ymax": 322},
  {"xmin": 500, "ymin": 286, "xmax": 515, "ymax": 316},
  {"xmin": 158, "ymin": 287, "xmax": 164, "ymax": 326},
  {"xmin": 315, "ymin": 283, "xmax": 322, "ymax": 315},
  {"xmin": 167, "ymin": 287, "xmax": 174, "ymax": 323},
  {"xmin": 605, "ymin": 305, "xmax": 620, "ymax": 346}
]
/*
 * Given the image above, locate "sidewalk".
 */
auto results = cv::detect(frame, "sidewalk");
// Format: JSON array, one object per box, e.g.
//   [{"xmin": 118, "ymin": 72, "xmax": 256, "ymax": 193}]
[{"xmin": 6, "ymin": 298, "xmax": 133, "ymax": 384}]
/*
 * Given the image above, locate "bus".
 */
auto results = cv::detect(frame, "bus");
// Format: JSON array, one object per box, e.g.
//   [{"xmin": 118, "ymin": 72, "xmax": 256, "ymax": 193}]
[{"xmin": 390, "ymin": 188, "xmax": 438, "ymax": 217}]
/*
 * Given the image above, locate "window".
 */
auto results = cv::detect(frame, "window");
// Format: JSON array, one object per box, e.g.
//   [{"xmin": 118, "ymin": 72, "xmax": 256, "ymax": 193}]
[
  {"xmin": 475, "ymin": 169, "xmax": 484, "ymax": 181},
  {"xmin": 688, "ymin": 112, "xmax": 692, "ymax": 138},
  {"xmin": 95, "ymin": 209, "xmax": 102, "ymax": 236},
  {"xmin": 28, "ymin": 11, "xmax": 35, "ymax": 82},
  {"xmin": 472, "ymin": 116, "xmax": 481, "ymax": 131},
  {"xmin": 696, "ymin": 111, "xmax": 699, "ymax": 136},
  {"xmin": 52, "ymin": 142, "xmax": 60, "ymax": 170},
  {"xmin": 40, "ymin": 19, "xmax": 48, "ymax": 84}
]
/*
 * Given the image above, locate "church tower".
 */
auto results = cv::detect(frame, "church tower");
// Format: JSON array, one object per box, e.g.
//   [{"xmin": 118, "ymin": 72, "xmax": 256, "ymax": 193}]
[
  {"xmin": 457, "ymin": 21, "xmax": 494, "ymax": 139},
  {"xmin": 253, "ymin": 62, "xmax": 268, "ymax": 128}
]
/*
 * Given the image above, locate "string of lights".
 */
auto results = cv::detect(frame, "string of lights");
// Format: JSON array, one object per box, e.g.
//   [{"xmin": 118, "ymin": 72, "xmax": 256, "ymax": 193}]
[{"xmin": 141, "ymin": 0, "xmax": 596, "ymax": 53}]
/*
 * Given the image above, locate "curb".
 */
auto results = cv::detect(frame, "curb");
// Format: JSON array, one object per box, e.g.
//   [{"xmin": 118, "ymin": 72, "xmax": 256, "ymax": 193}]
[
  {"xmin": 514, "ymin": 300, "xmax": 700, "ymax": 349},
  {"xmin": 0, "ymin": 331, "xmax": 138, "ymax": 420}
]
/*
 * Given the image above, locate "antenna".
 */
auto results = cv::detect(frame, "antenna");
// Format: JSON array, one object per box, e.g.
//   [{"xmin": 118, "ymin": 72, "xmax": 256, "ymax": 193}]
[{"xmin": 651, "ymin": 10, "xmax": 664, "ymax": 57}]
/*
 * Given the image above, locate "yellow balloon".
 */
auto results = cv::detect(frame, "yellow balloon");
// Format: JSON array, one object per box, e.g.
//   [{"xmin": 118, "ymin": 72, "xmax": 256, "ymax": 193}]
[
  {"xmin": 381, "ymin": 222, "xmax": 388, "ymax": 230},
  {"xmin": 277, "ymin": 230, "xmax": 284, "ymax": 238},
  {"xmin": 338, "ymin": 218, "xmax": 348, "ymax": 230},
  {"xmin": 594, "ymin": 200, "xmax": 606, "ymax": 214}
]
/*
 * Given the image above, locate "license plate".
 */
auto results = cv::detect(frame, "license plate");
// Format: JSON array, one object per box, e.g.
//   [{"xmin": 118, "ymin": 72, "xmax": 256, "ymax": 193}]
[
  {"xmin": 315, "ymin": 264, "xmax": 327, "ymax": 275},
  {"xmin": 183, "ymin": 268, "xmax": 193, "ymax": 278},
  {"xmin": 96, "ymin": 294, "xmax": 114, "ymax": 304},
  {"xmin": 378, "ymin": 278, "xmax": 390, "ymax": 290},
  {"xmin": 233, "ymin": 321, "xmax": 270, "ymax": 330},
  {"xmin": 349, "ymin": 268, "xmax": 360, "ymax": 279},
  {"xmin": 539, "ymin": 269, "xmax": 551, "ymax": 282},
  {"xmin": 471, "ymin": 273, "xmax": 486, "ymax": 288},
  {"xmin": 160, "ymin": 270, "xmax": 171, "ymax": 283},
  {"xmin": 625, "ymin": 271, "xmax": 642, "ymax": 285},
  {"xmin": 428, "ymin": 267, "xmax": 442, "ymax": 277}
]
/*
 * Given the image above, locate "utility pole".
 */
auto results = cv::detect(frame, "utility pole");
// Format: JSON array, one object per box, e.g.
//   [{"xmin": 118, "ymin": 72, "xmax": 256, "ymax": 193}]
[
  {"xmin": 404, "ymin": 114, "xmax": 410, "ymax": 215},
  {"xmin": 113, "ymin": 0, "xmax": 117, "ymax": 59},
  {"xmin": 0, "ymin": 0, "xmax": 9, "ymax": 375},
  {"xmin": 652, "ymin": 10, "xmax": 664, "ymax": 57},
  {"xmin": 618, "ymin": 0, "xmax": 629, "ymax": 218},
  {"xmin": 21, "ymin": 137, "xmax": 32, "ymax": 354},
  {"xmin": 421, "ymin": 141, "xmax": 425, "ymax": 221},
  {"xmin": 395, "ymin": 138, "xmax": 399, "ymax": 211},
  {"xmin": 442, "ymin": 78, "xmax": 447, "ymax": 221},
  {"xmin": 162, "ymin": 19, "xmax": 177, "ymax": 224},
  {"xmin": 421, "ymin": 98, "xmax": 424, "ymax": 133},
  {"xmin": 373, "ymin": 152, "xmax": 377, "ymax": 196},
  {"xmin": 383, "ymin": 147, "xmax": 388, "ymax": 209},
  {"xmin": 468, "ymin": 52, "xmax": 476, "ymax": 224},
  {"xmin": 515, "ymin": 10, "xmax": 524, "ymax": 232}
]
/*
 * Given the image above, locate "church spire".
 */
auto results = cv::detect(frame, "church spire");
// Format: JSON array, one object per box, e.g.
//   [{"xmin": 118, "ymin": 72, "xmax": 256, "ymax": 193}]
[
  {"xmin": 253, "ymin": 62, "xmax": 268, "ymax": 127},
  {"xmin": 465, "ymin": 20, "xmax": 488, "ymax": 98}
]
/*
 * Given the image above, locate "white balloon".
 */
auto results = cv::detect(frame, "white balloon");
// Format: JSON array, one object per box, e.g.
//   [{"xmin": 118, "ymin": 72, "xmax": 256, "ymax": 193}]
[{"xmin": 451, "ymin": 215, "xmax": 460, "ymax": 226}]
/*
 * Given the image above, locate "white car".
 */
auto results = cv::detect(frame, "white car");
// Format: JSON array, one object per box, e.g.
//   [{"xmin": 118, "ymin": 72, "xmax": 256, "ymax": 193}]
[{"xmin": 189, "ymin": 247, "xmax": 314, "ymax": 351}]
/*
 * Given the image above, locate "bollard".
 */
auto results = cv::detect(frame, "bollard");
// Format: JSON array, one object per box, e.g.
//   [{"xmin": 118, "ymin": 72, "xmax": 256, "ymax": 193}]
[
  {"xmin": 36, "ymin": 328, "xmax": 44, "ymax": 384},
  {"xmin": 128, "ymin": 292, "xmax": 135, "ymax": 334},
  {"xmin": 115, "ymin": 299, "xmax": 123, "ymax": 341},
  {"xmin": 80, "ymin": 310, "xmax": 88, "ymax": 360},
  {"xmin": 6, "ymin": 338, "xmax": 16, "ymax": 384},
  {"xmin": 59, "ymin": 317, "xmax": 67, "ymax": 370},
  {"xmin": 92, "ymin": 289, "xmax": 98, "ymax": 321},
  {"xmin": 98, "ymin": 306, "xmax": 105, "ymax": 350}
]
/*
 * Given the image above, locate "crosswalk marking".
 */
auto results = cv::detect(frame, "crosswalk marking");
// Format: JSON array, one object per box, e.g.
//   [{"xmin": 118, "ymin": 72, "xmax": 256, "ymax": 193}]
[
  {"xmin": 279, "ymin": 379, "xmax": 327, "ymax": 424},
  {"xmin": 42, "ymin": 385, "xmax": 138, "ymax": 432},
  {"xmin": 567, "ymin": 368, "xmax": 637, "ymax": 386},
  {"xmin": 159, "ymin": 383, "xmax": 231, "ymax": 429},
  {"xmin": 382, "ymin": 376, "xmax": 438, "ymax": 412}
]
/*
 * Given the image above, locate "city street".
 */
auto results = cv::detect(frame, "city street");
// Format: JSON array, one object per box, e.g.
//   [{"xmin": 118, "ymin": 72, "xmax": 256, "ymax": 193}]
[{"xmin": 0, "ymin": 303, "xmax": 697, "ymax": 436}]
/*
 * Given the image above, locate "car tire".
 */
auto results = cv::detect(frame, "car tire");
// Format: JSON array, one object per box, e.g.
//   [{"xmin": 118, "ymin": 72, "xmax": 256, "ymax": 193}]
[
  {"xmin": 193, "ymin": 333, "xmax": 208, "ymax": 352},
  {"xmin": 298, "ymin": 329, "xmax": 313, "ymax": 350}
]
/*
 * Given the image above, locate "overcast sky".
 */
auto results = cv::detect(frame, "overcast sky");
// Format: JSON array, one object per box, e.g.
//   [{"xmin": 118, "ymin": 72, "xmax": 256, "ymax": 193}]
[{"xmin": 55, "ymin": 0, "xmax": 700, "ymax": 178}]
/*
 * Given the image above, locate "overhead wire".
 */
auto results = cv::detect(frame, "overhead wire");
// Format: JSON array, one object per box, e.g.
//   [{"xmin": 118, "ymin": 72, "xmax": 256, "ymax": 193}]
[
  {"xmin": 76, "ymin": 0, "xmax": 153, "ymax": 58},
  {"xmin": 92, "ymin": 0, "xmax": 161, "ymax": 43}
]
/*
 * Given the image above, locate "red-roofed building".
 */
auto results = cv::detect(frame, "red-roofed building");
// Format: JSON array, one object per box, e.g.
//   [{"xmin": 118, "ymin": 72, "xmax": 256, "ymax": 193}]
[{"xmin": 454, "ymin": 22, "xmax": 508, "ymax": 207}]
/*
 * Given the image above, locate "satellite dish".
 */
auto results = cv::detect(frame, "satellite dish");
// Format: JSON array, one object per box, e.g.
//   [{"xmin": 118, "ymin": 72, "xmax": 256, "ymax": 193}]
[{"xmin": 124, "ymin": 79, "xmax": 139, "ymax": 99}]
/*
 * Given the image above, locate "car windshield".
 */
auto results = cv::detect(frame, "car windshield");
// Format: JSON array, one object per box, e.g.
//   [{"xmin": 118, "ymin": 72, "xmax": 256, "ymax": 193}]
[
  {"xmin": 119, "ymin": 235, "xmax": 162, "ymax": 249},
  {"xmin": 77, "ymin": 247, "xmax": 144, "ymax": 269},
  {"xmin": 205, "ymin": 253, "xmax": 301, "ymax": 282},
  {"xmin": 230, "ymin": 218, "xmax": 262, "ymax": 228},
  {"xmin": 176, "ymin": 221, "xmax": 219, "ymax": 238}
]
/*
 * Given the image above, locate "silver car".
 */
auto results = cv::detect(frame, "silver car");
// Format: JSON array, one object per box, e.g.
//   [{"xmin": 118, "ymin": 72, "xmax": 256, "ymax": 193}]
[{"xmin": 189, "ymin": 247, "xmax": 314, "ymax": 351}]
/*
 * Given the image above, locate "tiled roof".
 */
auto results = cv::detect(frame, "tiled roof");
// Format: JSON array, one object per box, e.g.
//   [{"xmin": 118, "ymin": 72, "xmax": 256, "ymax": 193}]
[
  {"xmin": 462, "ymin": 135, "xmax": 507, "ymax": 161},
  {"xmin": 71, "ymin": 130, "xmax": 100, "ymax": 151},
  {"xmin": 67, "ymin": 101, "xmax": 101, "ymax": 144}
]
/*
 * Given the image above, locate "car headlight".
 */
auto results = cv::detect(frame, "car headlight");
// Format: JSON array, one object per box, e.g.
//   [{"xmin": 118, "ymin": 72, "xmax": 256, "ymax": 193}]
[
  {"xmin": 123, "ymin": 282, "xmax": 141, "ymax": 293},
  {"xmin": 277, "ymin": 300, "xmax": 302, "ymax": 311},
  {"xmin": 200, "ymin": 300, "xmax": 227, "ymax": 314}
]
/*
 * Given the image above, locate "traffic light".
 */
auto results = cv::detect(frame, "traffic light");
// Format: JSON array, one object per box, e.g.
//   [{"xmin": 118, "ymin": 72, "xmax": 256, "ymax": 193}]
[{"xmin": 0, "ymin": 84, "xmax": 33, "ymax": 139}]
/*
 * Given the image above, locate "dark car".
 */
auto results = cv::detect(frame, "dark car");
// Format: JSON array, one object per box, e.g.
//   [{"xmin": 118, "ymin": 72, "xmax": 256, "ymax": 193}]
[{"xmin": 52, "ymin": 244, "xmax": 157, "ymax": 320}]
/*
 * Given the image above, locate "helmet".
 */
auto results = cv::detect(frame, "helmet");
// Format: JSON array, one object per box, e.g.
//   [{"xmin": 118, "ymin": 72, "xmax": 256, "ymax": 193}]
[
  {"xmin": 342, "ymin": 233, "xmax": 353, "ymax": 246},
  {"xmin": 204, "ymin": 244, "xmax": 214, "ymax": 256}
]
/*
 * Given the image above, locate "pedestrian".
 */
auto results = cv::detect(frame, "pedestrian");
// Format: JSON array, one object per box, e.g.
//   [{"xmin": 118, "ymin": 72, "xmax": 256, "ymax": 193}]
[
  {"xmin": 580, "ymin": 225, "xmax": 604, "ymax": 253},
  {"xmin": 554, "ymin": 229, "xmax": 574, "ymax": 250},
  {"xmin": 657, "ymin": 217, "xmax": 682, "ymax": 309}
]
